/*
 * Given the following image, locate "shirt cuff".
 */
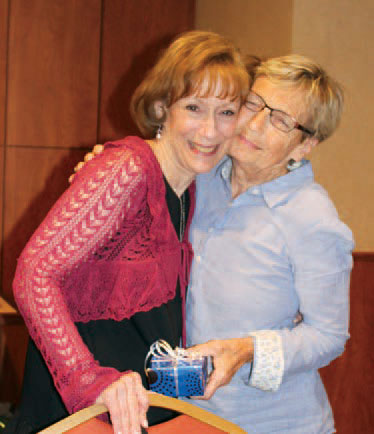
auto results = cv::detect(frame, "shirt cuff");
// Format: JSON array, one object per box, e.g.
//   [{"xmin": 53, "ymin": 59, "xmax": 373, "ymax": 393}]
[{"xmin": 247, "ymin": 330, "xmax": 284, "ymax": 392}]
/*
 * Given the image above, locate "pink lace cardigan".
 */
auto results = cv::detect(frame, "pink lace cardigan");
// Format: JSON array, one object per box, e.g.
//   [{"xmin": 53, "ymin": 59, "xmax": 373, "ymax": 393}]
[{"xmin": 13, "ymin": 136, "xmax": 195, "ymax": 414}]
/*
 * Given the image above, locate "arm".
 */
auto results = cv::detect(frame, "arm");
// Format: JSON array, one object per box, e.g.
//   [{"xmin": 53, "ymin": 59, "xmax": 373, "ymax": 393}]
[
  {"xmin": 276, "ymin": 217, "xmax": 353, "ymax": 381},
  {"xmin": 14, "ymin": 145, "xmax": 149, "ymax": 427}
]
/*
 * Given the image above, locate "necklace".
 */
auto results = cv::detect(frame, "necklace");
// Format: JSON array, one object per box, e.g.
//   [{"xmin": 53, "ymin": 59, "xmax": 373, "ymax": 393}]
[{"xmin": 178, "ymin": 191, "xmax": 186, "ymax": 241}]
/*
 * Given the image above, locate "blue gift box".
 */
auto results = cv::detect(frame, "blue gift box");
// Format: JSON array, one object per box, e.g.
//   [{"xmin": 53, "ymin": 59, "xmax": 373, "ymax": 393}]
[{"xmin": 145, "ymin": 340, "xmax": 208, "ymax": 397}]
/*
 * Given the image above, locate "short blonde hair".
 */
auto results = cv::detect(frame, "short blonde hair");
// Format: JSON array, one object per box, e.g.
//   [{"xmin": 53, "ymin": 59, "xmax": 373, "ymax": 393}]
[
  {"xmin": 131, "ymin": 31, "xmax": 249, "ymax": 137},
  {"xmin": 251, "ymin": 55, "xmax": 344, "ymax": 142}
]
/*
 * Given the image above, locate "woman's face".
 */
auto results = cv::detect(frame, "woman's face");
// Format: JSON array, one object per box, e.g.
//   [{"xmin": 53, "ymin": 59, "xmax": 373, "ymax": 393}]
[
  {"xmin": 159, "ymin": 80, "xmax": 241, "ymax": 176},
  {"xmin": 230, "ymin": 76, "xmax": 317, "ymax": 177}
]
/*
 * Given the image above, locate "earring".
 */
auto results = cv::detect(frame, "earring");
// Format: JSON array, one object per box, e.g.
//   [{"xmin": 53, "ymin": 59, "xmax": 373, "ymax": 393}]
[
  {"xmin": 156, "ymin": 125, "xmax": 163, "ymax": 140},
  {"xmin": 287, "ymin": 159, "xmax": 302, "ymax": 172}
]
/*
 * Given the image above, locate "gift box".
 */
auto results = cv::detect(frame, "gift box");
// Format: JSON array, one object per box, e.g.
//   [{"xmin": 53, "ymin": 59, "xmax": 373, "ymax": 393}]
[{"xmin": 145, "ymin": 340, "xmax": 208, "ymax": 397}]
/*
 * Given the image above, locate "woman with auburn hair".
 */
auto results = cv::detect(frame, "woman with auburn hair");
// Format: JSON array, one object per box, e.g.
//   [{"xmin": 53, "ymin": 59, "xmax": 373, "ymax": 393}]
[
  {"xmin": 6, "ymin": 30, "xmax": 248, "ymax": 434},
  {"xmin": 187, "ymin": 54, "xmax": 352, "ymax": 433}
]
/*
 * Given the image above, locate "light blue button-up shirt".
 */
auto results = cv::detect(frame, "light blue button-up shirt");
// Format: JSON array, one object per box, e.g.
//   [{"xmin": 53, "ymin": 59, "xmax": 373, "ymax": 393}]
[{"xmin": 186, "ymin": 158, "xmax": 354, "ymax": 433}]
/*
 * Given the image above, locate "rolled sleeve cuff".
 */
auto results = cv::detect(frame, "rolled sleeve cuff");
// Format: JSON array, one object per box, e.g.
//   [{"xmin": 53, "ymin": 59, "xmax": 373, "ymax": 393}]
[{"xmin": 248, "ymin": 330, "xmax": 284, "ymax": 392}]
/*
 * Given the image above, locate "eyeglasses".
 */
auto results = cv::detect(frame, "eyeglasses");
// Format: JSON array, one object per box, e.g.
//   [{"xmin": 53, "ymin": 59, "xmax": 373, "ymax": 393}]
[{"xmin": 244, "ymin": 90, "xmax": 315, "ymax": 135}]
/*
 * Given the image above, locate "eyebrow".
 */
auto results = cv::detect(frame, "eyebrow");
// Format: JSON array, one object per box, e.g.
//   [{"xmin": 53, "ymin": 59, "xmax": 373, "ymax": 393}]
[{"xmin": 251, "ymin": 90, "xmax": 297, "ymax": 117}]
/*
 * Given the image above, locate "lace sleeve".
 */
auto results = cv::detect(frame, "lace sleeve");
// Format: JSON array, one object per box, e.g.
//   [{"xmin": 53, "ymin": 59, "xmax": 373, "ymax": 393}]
[{"xmin": 13, "ymin": 145, "xmax": 147, "ymax": 413}]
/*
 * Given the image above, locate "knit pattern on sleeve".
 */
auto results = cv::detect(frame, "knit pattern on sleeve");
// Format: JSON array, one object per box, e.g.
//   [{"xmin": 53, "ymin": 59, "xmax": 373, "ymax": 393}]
[{"xmin": 13, "ymin": 137, "xmax": 192, "ymax": 413}]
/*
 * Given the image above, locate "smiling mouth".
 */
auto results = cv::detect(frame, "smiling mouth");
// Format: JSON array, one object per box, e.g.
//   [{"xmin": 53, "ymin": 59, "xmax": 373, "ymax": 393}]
[
  {"xmin": 188, "ymin": 142, "xmax": 220, "ymax": 155},
  {"xmin": 238, "ymin": 134, "xmax": 261, "ymax": 150}
]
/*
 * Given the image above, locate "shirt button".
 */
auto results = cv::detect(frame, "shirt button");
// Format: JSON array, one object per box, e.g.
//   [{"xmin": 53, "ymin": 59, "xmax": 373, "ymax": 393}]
[
  {"xmin": 208, "ymin": 228, "xmax": 213, "ymax": 233},
  {"xmin": 196, "ymin": 255, "xmax": 201, "ymax": 263}
]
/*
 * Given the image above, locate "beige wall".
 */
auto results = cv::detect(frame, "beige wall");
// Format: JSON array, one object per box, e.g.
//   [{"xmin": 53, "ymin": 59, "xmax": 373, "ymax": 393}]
[
  {"xmin": 196, "ymin": 0, "xmax": 293, "ymax": 57},
  {"xmin": 196, "ymin": 0, "xmax": 374, "ymax": 251}
]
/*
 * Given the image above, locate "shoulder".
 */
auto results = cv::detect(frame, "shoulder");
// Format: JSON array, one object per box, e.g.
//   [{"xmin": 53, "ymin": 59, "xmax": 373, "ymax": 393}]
[
  {"xmin": 268, "ymin": 163, "xmax": 349, "ymax": 236},
  {"xmin": 289, "ymin": 181, "xmax": 340, "ymax": 222},
  {"xmin": 276, "ymin": 181, "xmax": 354, "ymax": 261},
  {"xmin": 196, "ymin": 157, "xmax": 228, "ymax": 192},
  {"xmin": 73, "ymin": 136, "xmax": 156, "ymax": 187}
]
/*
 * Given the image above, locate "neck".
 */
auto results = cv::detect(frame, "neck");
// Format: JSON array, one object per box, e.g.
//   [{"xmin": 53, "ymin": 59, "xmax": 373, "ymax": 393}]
[
  {"xmin": 230, "ymin": 159, "xmax": 287, "ymax": 199},
  {"xmin": 147, "ymin": 139, "xmax": 194, "ymax": 197}
]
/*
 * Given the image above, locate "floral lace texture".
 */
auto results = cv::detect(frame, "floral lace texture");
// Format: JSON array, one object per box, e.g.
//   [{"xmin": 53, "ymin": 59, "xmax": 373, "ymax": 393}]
[{"xmin": 13, "ymin": 137, "xmax": 195, "ymax": 413}]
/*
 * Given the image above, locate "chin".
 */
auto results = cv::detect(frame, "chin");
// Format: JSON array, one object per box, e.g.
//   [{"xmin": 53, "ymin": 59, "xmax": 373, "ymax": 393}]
[{"xmin": 190, "ymin": 159, "xmax": 221, "ymax": 174}]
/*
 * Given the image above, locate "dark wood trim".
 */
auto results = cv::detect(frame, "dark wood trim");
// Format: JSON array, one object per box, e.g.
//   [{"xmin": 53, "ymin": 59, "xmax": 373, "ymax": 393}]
[
  {"xmin": 353, "ymin": 251, "xmax": 374, "ymax": 260},
  {"xmin": 320, "ymin": 252, "xmax": 374, "ymax": 433}
]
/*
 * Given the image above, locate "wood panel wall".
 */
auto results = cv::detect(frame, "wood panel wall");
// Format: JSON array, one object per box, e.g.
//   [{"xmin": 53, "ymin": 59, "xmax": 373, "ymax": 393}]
[
  {"xmin": 320, "ymin": 253, "xmax": 374, "ymax": 433},
  {"xmin": 0, "ymin": 0, "xmax": 195, "ymax": 404},
  {"xmin": 1, "ymin": 2, "xmax": 372, "ymax": 432}
]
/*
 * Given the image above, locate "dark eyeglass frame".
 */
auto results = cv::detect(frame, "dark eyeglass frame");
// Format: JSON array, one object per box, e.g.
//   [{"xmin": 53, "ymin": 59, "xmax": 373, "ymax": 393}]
[{"xmin": 245, "ymin": 90, "xmax": 315, "ymax": 136}]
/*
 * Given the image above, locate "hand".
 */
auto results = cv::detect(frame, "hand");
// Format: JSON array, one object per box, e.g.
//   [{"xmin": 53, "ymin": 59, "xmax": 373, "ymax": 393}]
[
  {"xmin": 293, "ymin": 311, "xmax": 303, "ymax": 325},
  {"xmin": 95, "ymin": 371, "xmax": 149, "ymax": 434},
  {"xmin": 68, "ymin": 144, "xmax": 104, "ymax": 183},
  {"xmin": 187, "ymin": 337, "xmax": 254, "ymax": 400}
]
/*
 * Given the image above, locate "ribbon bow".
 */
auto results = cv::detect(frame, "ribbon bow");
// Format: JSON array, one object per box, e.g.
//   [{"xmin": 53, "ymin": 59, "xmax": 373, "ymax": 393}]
[{"xmin": 145, "ymin": 340, "xmax": 194, "ymax": 369}]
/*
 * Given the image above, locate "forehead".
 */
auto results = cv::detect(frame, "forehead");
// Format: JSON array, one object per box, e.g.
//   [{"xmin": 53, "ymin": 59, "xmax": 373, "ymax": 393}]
[
  {"xmin": 252, "ymin": 76, "xmax": 309, "ymax": 121},
  {"xmin": 188, "ymin": 70, "xmax": 240, "ymax": 101}
]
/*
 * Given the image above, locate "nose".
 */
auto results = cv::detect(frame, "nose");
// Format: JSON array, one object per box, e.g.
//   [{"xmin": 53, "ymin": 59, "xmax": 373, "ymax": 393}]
[
  {"xmin": 247, "ymin": 108, "xmax": 268, "ymax": 132},
  {"xmin": 200, "ymin": 113, "xmax": 217, "ymax": 139}
]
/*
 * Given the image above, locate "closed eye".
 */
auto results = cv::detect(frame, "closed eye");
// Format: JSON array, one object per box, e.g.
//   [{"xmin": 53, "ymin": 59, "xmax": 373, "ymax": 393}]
[
  {"xmin": 272, "ymin": 112, "xmax": 293, "ymax": 129},
  {"xmin": 245, "ymin": 100, "xmax": 262, "ymax": 111}
]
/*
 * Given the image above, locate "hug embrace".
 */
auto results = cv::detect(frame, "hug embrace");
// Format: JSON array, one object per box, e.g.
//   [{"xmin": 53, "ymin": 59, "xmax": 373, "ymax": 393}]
[{"xmin": 8, "ymin": 30, "xmax": 352, "ymax": 434}]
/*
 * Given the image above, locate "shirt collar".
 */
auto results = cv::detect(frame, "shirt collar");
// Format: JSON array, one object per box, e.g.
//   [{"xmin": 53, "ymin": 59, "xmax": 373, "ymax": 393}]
[
  {"xmin": 217, "ymin": 157, "xmax": 233, "ymax": 191},
  {"xmin": 217, "ymin": 158, "xmax": 314, "ymax": 208}
]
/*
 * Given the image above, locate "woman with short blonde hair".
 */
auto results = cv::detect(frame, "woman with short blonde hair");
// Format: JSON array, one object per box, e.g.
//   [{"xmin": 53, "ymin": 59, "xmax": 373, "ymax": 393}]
[{"xmin": 252, "ymin": 54, "xmax": 344, "ymax": 141}]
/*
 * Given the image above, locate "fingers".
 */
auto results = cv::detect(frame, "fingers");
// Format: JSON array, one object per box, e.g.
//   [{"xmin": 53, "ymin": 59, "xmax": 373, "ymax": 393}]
[
  {"xmin": 186, "ymin": 340, "xmax": 217, "ymax": 357},
  {"xmin": 74, "ymin": 161, "xmax": 85, "ymax": 173},
  {"xmin": 203, "ymin": 369, "xmax": 224, "ymax": 400},
  {"xmin": 189, "ymin": 338, "xmax": 254, "ymax": 401},
  {"xmin": 69, "ymin": 145, "xmax": 104, "ymax": 184},
  {"xmin": 84, "ymin": 152, "xmax": 95, "ymax": 162},
  {"xmin": 123, "ymin": 372, "xmax": 149, "ymax": 432},
  {"xmin": 137, "ymin": 379, "xmax": 149, "ymax": 429},
  {"xmin": 293, "ymin": 312, "xmax": 303, "ymax": 324},
  {"xmin": 93, "ymin": 144, "xmax": 104, "ymax": 155},
  {"xmin": 96, "ymin": 372, "xmax": 149, "ymax": 434},
  {"xmin": 192, "ymin": 368, "xmax": 222, "ymax": 401}
]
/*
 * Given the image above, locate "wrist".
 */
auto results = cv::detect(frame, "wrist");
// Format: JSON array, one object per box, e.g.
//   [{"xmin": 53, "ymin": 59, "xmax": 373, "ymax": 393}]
[{"xmin": 234, "ymin": 337, "xmax": 254, "ymax": 365}]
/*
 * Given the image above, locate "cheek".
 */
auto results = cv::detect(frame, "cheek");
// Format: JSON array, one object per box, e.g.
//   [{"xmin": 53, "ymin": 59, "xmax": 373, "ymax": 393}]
[
  {"xmin": 221, "ymin": 117, "xmax": 240, "ymax": 137},
  {"xmin": 268, "ymin": 138, "xmax": 294, "ymax": 162},
  {"xmin": 236, "ymin": 112, "xmax": 250, "ymax": 131},
  {"xmin": 170, "ymin": 117, "xmax": 193, "ymax": 137}
]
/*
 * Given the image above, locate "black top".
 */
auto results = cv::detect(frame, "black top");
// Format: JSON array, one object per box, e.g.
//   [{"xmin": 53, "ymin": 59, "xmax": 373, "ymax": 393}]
[{"xmin": 5, "ymin": 178, "xmax": 190, "ymax": 433}]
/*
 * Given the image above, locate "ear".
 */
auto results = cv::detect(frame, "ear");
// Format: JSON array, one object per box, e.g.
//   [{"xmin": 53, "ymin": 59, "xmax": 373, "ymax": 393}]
[
  {"xmin": 290, "ymin": 136, "xmax": 319, "ymax": 162},
  {"xmin": 153, "ymin": 100, "xmax": 167, "ymax": 121}
]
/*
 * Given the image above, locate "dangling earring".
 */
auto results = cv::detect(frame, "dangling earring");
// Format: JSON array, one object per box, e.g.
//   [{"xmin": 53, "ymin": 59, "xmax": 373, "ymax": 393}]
[
  {"xmin": 287, "ymin": 159, "xmax": 302, "ymax": 172},
  {"xmin": 156, "ymin": 125, "xmax": 163, "ymax": 140}
]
